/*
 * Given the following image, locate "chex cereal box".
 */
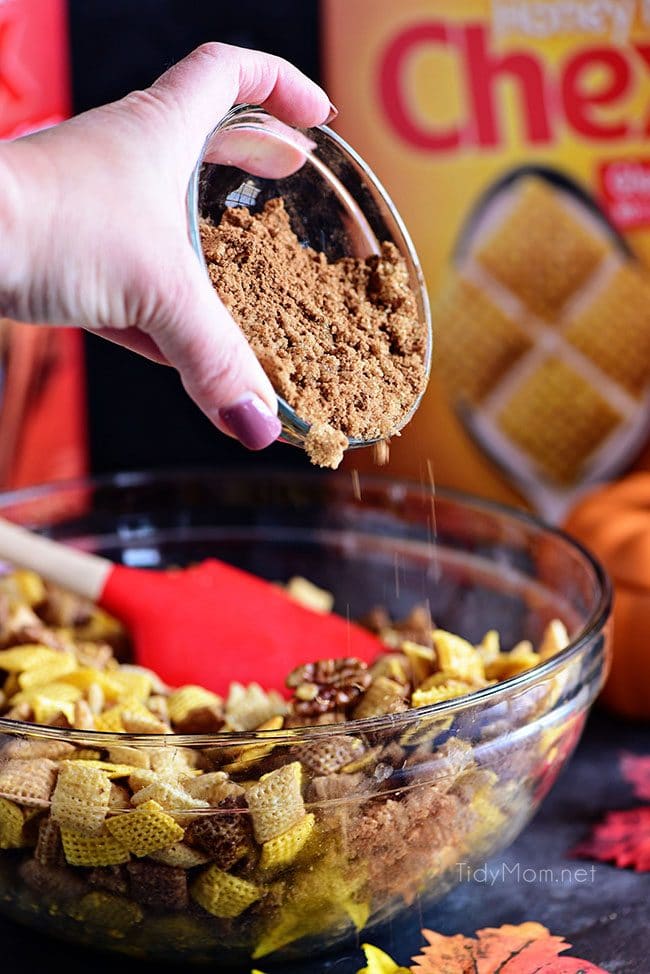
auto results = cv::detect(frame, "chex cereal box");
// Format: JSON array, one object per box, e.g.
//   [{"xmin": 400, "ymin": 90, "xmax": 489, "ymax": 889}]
[{"xmin": 323, "ymin": 0, "xmax": 650, "ymax": 520}]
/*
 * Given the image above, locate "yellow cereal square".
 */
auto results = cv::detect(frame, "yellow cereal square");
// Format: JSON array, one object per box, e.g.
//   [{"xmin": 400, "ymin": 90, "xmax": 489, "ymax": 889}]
[
  {"xmin": 149, "ymin": 746, "xmax": 198, "ymax": 776},
  {"xmin": 370, "ymin": 654, "xmax": 410, "ymax": 686},
  {"xmin": 0, "ymin": 646, "xmax": 63, "ymax": 672},
  {"xmin": 465, "ymin": 787, "xmax": 507, "ymax": 842},
  {"xmin": 434, "ymin": 275, "xmax": 532, "ymax": 403},
  {"xmin": 1, "ymin": 569, "xmax": 46, "ymax": 606},
  {"xmin": 432, "ymin": 630, "xmax": 486, "ymax": 684},
  {"xmin": 60, "ymin": 827, "xmax": 131, "ymax": 866},
  {"xmin": 3, "ymin": 738, "xmax": 75, "ymax": 761},
  {"xmin": 61, "ymin": 667, "xmax": 124, "ymax": 697},
  {"xmin": 191, "ymin": 864, "xmax": 261, "ymax": 918},
  {"xmin": 74, "ymin": 607, "xmax": 125, "ymax": 645},
  {"xmin": 246, "ymin": 762, "xmax": 304, "ymax": 843},
  {"xmin": 17, "ymin": 654, "xmax": 77, "ymax": 690},
  {"xmin": 121, "ymin": 709, "xmax": 170, "ymax": 734},
  {"xmin": 0, "ymin": 796, "xmax": 26, "ymax": 848},
  {"xmin": 539, "ymin": 619, "xmax": 570, "ymax": 661},
  {"xmin": 352, "ymin": 677, "xmax": 407, "ymax": 719},
  {"xmin": 51, "ymin": 762, "xmax": 111, "ymax": 834},
  {"xmin": 128, "ymin": 769, "xmax": 159, "ymax": 793},
  {"xmin": 225, "ymin": 683, "xmax": 286, "ymax": 732},
  {"xmin": 168, "ymin": 685, "xmax": 222, "ymax": 725},
  {"xmin": 61, "ymin": 759, "xmax": 136, "ymax": 780},
  {"xmin": 12, "ymin": 681, "xmax": 82, "ymax": 707},
  {"xmin": 252, "ymin": 852, "xmax": 363, "ymax": 958},
  {"xmin": 107, "ymin": 745, "xmax": 150, "ymax": 770},
  {"xmin": 497, "ymin": 357, "xmax": 621, "ymax": 484},
  {"xmin": 66, "ymin": 748, "xmax": 103, "ymax": 761},
  {"xmin": 30, "ymin": 696, "xmax": 76, "ymax": 726},
  {"xmin": 398, "ymin": 715, "xmax": 456, "ymax": 745},
  {"xmin": 401, "ymin": 642, "xmax": 435, "ymax": 685},
  {"xmin": 105, "ymin": 800, "xmax": 184, "ymax": 856},
  {"xmin": 108, "ymin": 669, "xmax": 153, "ymax": 703},
  {"xmin": 92, "ymin": 699, "xmax": 154, "ymax": 733},
  {"xmin": 476, "ymin": 178, "xmax": 606, "ymax": 318},
  {"xmin": 259, "ymin": 813, "xmax": 315, "ymax": 870},
  {"xmin": 486, "ymin": 641, "xmax": 539, "ymax": 680},
  {"xmin": 0, "ymin": 758, "xmax": 58, "ymax": 807},
  {"xmin": 93, "ymin": 705, "xmax": 127, "ymax": 733},
  {"xmin": 566, "ymin": 264, "xmax": 650, "ymax": 397},
  {"xmin": 183, "ymin": 772, "xmax": 237, "ymax": 806},
  {"xmin": 476, "ymin": 630, "xmax": 500, "ymax": 666},
  {"xmin": 131, "ymin": 780, "xmax": 209, "ymax": 813},
  {"xmin": 341, "ymin": 746, "xmax": 383, "ymax": 774},
  {"xmin": 222, "ymin": 739, "xmax": 280, "ymax": 774},
  {"xmin": 411, "ymin": 680, "xmax": 474, "ymax": 707}
]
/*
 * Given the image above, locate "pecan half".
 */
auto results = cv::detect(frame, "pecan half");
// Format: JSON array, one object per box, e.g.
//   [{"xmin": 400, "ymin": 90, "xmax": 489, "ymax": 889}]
[{"xmin": 286, "ymin": 657, "xmax": 372, "ymax": 715}]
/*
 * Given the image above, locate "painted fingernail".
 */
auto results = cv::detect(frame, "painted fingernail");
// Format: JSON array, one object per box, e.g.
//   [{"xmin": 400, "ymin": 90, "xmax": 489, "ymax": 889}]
[
  {"xmin": 325, "ymin": 102, "xmax": 339, "ymax": 124},
  {"xmin": 219, "ymin": 394, "xmax": 282, "ymax": 450}
]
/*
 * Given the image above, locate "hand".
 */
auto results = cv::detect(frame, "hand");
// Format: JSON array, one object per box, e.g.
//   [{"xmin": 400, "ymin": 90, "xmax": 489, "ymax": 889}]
[{"xmin": 0, "ymin": 43, "xmax": 335, "ymax": 450}]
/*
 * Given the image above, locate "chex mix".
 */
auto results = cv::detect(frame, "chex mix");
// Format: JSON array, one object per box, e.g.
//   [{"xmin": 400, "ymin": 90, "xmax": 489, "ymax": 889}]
[{"xmin": 0, "ymin": 569, "xmax": 571, "ymax": 960}]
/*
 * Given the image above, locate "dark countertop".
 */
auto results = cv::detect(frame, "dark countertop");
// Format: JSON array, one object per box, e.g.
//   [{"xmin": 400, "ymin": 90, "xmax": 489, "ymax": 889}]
[{"xmin": 2, "ymin": 707, "xmax": 648, "ymax": 972}]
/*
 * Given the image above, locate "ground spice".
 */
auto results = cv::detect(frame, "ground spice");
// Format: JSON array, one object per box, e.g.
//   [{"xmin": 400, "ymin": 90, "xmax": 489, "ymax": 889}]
[{"xmin": 199, "ymin": 198, "xmax": 427, "ymax": 468}]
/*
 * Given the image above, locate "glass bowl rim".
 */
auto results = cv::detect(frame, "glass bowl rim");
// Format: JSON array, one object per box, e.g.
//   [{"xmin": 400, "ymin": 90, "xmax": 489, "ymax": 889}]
[
  {"xmin": 0, "ymin": 467, "xmax": 611, "ymax": 745},
  {"xmin": 185, "ymin": 103, "xmax": 433, "ymax": 449}
]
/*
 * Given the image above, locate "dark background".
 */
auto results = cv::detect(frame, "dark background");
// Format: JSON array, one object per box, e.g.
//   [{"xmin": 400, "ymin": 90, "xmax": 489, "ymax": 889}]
[
  {"xmin": 67, "ymin": 0, "xmax": 321, "ymax": 476},
  {"xmin": 3, "ymin": 8, "xmax": 648, "ymax": 972}
]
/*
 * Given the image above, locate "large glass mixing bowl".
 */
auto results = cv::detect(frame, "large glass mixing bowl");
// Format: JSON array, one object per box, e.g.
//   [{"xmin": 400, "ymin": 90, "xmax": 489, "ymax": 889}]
[{"xmin": 0, "ymin": 471, "xmax": 610, "ymax": 969}]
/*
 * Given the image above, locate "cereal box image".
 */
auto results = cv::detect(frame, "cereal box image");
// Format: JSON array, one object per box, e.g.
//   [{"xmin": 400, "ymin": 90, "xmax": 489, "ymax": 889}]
[{"xmin": 323, "ymin": 0, "xmax": 650, "ymax": 520}]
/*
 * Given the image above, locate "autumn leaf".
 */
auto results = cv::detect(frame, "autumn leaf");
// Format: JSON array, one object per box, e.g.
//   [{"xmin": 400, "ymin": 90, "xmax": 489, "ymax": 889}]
[
  {"xmin": 357, "ymin": 943, "xmax": 411, "ymax": 973},
  {"xmin": 572, "ymin": 806, "xmax": 650, "ymax": 871},
  {"xmin": 254, "ymin": 924, "xmax": 607, "ymax": 973},
  {"xmin": 410, "ymin": 922, "xmax": 609, "ymax": 973},
  {"xmin": 620, "ymin": 752, "xmax": 650, "ymax": 801},
  {"xmin": 569, "ymin": 752, "xmax": 650, "ymax": 871}
]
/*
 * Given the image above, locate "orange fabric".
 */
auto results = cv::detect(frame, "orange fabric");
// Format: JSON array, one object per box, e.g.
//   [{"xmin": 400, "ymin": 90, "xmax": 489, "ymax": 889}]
[
  {"xmin": 0, "ymin": 0, "xmax": 70, "ymax": 137},
  {"xmin": 0, "ymin": 324, "xmax": 87, "ymax": 490},
  {"xmin": 0, "ymin": 2, "xmax": 86, "ymax": 491}
]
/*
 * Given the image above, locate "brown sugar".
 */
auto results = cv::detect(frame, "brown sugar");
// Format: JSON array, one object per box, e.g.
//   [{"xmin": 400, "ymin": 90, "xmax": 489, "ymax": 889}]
[
  {"xmin": 304, "ymin": 422, "xmax": 348, "ymax": 469},
  {"xmin": 199, "ymin": 198, "xmax": 427, "ymax": 467},
  {"xmin": 373, "ymin": 439, "xmax": 390, "ymax": 466}
]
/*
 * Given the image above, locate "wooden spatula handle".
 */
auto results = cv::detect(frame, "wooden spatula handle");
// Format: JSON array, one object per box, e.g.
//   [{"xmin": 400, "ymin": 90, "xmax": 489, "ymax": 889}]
[{"xmin": 0, "ymin": 516, "xmax": 111, "ymax": 601}]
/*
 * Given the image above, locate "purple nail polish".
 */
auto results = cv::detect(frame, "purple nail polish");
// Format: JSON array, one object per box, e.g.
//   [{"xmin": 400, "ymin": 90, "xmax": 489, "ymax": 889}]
[
  {"xmin": 325, "ymin": 102, "xmax": 339, "ymax": 124},
  {"xmin": 219, "ymin": 395, "xmax": 282, "ymax": 450}
]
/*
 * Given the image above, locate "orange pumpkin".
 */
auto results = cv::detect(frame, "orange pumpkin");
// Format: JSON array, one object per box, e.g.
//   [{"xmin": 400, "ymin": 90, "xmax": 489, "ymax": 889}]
[{"xmin": 564, "ymin": 473, "xmax": 650, "ymax": 721}]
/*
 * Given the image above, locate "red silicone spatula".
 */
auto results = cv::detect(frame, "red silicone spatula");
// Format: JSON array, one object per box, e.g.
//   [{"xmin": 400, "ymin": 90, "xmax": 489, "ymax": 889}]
[{"xmin": 0, "ymin": 517, "xmax": 383, "ymax": 693}]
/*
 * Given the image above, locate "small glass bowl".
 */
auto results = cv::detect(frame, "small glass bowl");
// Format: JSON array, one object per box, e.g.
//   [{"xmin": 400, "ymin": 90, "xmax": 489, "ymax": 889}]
[
  {"xmin": 0, "ymin": 471, "xmax": 610, "ymax": 969},
  {"xmin": 187, "ymin": 105, "xmax": 433, "ymax": 450}
]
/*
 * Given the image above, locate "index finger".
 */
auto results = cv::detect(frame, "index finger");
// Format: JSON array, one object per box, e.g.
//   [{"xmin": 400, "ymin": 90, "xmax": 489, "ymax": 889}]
[{"xmin": 150, "ymin": 42, "xmax": 333, "ymax": 149}]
